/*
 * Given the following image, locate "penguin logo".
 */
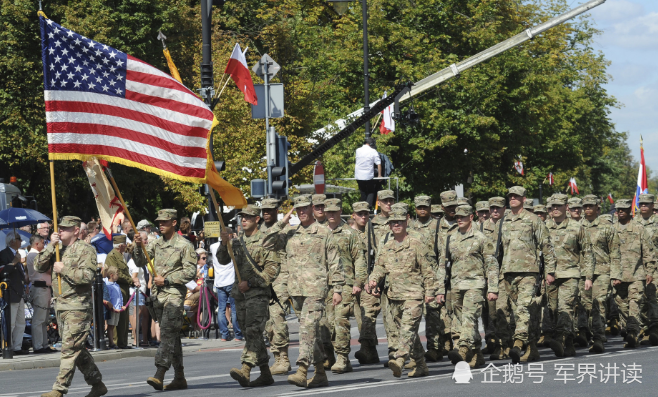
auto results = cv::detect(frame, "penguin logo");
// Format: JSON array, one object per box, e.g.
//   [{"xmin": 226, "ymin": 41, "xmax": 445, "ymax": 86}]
[{"xmin": 452, "ymin": 361, "xmax": 473, "ymax": 384}]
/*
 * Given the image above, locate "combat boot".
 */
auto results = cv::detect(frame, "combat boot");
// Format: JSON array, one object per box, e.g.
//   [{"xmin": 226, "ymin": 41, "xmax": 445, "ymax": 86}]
[
  {"xmin": 287, "ymin": 363, "xmax": 308, "ymax": 387},
  {"xmin": 649, "ymin": 327, "xmax": 658, "ymax": 346},
  {"xmin": 482, "ymin": 336, "xmax": 496, "ymax": 355},
  {"xmin": 448, "ymin": 346, "xmax": 473, "ymax": 365},
  {"xmin": 164, "ymin": 366, "xmax": 187, "ymax": 390},
  {"xmin": 230, "ymin": 363, "xmax": 252, "ymax": 387},
  {"xmin": 608, "ymin": 319, "xmax": 620, "ymax": 336},
  {"xmin": 509, "ymin": 339, "xmax": 524, "ymax": 364},
  {"xmin": 589, "ymin": 339, "xmax": 605, "ymax": 354},
  {"xmin": 408, "ymin": 357, "xmax": 429, "ymax": 377},
  {"xmin": 307, "ymin": 363, "xmax": 329, "ymax": 388},
  {"xmin": 146, "ymin": 366, "xmax": 167, "ymax": 391},
  {"xmin": 620, "ymin": 327, "xmax": 627, "ymax": 338},
  {"xmin": 322, "ymin": 344, "xmax": 336, "ymax": 370},
  {"xmin": 388, "ymin": 357, "xmax": 405, "ymax": 378},
  {"xmin": 85, "ymin": 382, "xmax": 108, "ymax": 397},
  {"xmin": 442, "ymin": 338, "xmax": 453, "ymax": 356},
  {"xmin": 624, "ymin": 333, "xmax": 638, "ymax": 349},
  {"xmin": 404, "ymin": 358, "xmax": 416, "ymax": 369},
  {"xmin": 270, "ymin": 346, "xmax": 292, "ymax": 375},
  {"xmin": 424, "ymin": 348, "xmax": 442, "ymax": 362},
  {"xmin": 489, "ymin": 340, "xmax": 503, "ymax": 360},
  {"xmin": 468, "ymin": 348, "xmax": 484, "ymax": 369},
  {"xmin": 41, "ymin": 391, "xmax": 63, "ymax": 397},
  {"xmin": 640, "ymin": 333, "xmax": 651, "ymax": 346},
  {"xmin": 331, "ymin": 354, "xmax": 353, "ymax": 374},
  {"xmin": 541, "ymin": 333, "xmax": 554, "ymax": 348},
  {"xmin": 520, "ymin": 341, "xmax": 540, "ymax": 362},
  {"xmin": 476, "ymin": 347, "xmax": 486, "ymax": 365},
  {"xmin": 537, "ymin": 334, "xmax": 545, "ymax": 346},
  {"xmin": 363, "ymin": 340, "xmax": 381, "ymax": 364},
  {"xmin": 354, "ymin": 340, "xmax": 369, "ymax": 364},
  {"xmin": 563, "ymin": 335, "xmax": 576, "ymax": 357},
  {"xmin": 574, "ymin": 329, "xmax": 588, "ymax": 348},
  {"xmin": 249, "ymin": 365, "xmax": 274, "ymax": 387},
  {"xmin": 550, "ymin": 334, "xmax": 565, "ymax": 357}
]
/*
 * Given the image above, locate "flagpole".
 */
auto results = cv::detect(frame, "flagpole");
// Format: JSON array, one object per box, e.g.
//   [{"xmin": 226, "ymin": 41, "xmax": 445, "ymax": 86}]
[
  {"xmin": 208, "ymin": 189, "xmax": 242, "ymax": 283},
  {"xmin": 49, "ymin": 160, "xmax": 62, "ymax": 295},
  {"xmin": 105, "ymin": 168, "xmax": 156, "ymax": 276}
]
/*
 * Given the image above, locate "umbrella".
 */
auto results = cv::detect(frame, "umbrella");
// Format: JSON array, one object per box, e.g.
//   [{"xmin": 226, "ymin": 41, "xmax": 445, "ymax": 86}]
[
  {"xmin": 0, "ymin": 208, "xmax": 51, "ymax": 229},
  {"xmin": 0, "ymin": 229, "xmax": 31, "ymax": 250}
]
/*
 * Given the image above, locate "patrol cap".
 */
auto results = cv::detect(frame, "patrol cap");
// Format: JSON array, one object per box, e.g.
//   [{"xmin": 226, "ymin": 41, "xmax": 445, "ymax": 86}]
[
  {"xmin": 568, "ymin": 197, "xmax": 583, "ymax": 208},
  {"xmin": 261, "ymin": 198, "xmax": 280, "ymax": 209},
  {"xmin": 60, "ymin": 216, "xmax": 82, "ymax": 228},
  {"xmin": 457, "ymin": 197, "xmax": 471, "ymax": 206},
  {"xmin": 391, "ymin": 202, "xmax": 409, "ymax": 212},
  {"xmin": 488, "ymin": 197, "xmax": 505, "ymax": 208},
  {"xmin": 112, "ymin": 234, "xmax": 127, "ymax": 244},
  {"xmin": 552, "ymin": 194, "xmax": 568, "ymax": 206},
  {"xmin": 377, "ymin": 190, "xmax": 395, "ymax": 200},
  {"xmin": 616, "ymin": 199, "xmax": 632, "ymax": 209},
  {"xmin": 431, "ymin": 205, "xmax": 444, "ymax": 214},
  {"xmin": 582, "ymin": 195, "xmax": 598, "ymax": 206},
  {"xmin": 387, "ymin": 208, "xmax": 408, "ymax": 223},
  {"xmin": 293, "ymin": 195, "xmax": 312, "ymax": 208},
  {"xmin": 639, "ymin": 193, "xmax": 655, "ymax": 204},
  {"xmin": 455, "ymin": 205, "xmax": 473, "ymax": 217},
  {"xmin": 238, "ymin": 204, "xmax": 260, "ymax": 217},
  {"xmin": 523, "ymin": 201, "xmax": 534, "ymax": 210},
  {"xmin": 507, "ymin": 186, "xmax": 526, "ymax": 197},
  {"xmin": 324, "ymin": 198, "xmax": 341, "ymax": 212},
  {"xmin": 352, "ymin": 201, "xmax": 370, "ymax": 213},
  {"xmin": 476, "ymin": 201, "xmax": 490, "ymax": 212},
  {"xmin": 533, "ymin": 205, "xmax": 547, "ymax": 213},
  {"xmin": 312, "ymin": 194, "xmax": 327, "ymax": 206},
  {"xmin": 440, "ymin": 190, "xmax": 459, "ymax": 206},
  {"xmin": 155, "ymin": 209, "xmax": 177, "ymax": 221},
  {"xmin": 136, "ymin": 219, "xmax": 152, "ymax": 230},
  {"xmin": 414, "ymin": 195, "xmax": 431, "ymax": 207}
]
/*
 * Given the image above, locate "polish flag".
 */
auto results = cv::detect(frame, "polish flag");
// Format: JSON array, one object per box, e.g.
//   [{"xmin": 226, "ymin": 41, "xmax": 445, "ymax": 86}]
[
  {"xmin": 569, "ymin": 178, "xmax": 579, "ymax": 195},
  {"xmin": 547, "ymin": 172, "xmax": 554, "ymax": 185},
  {"xmin": 379, "ymin": 91, "xmax": 395, "ymax": 134},
  {"xmin": 608, "ymin": 193, "xmax": 614, "ymax": 204},
  {"xmin": 224, "ymin": 44, "xmax": 257, "ymax": 105},
  {"xmin": 514, "ymin": 160, "xmax": 524, "ymax": 175}
]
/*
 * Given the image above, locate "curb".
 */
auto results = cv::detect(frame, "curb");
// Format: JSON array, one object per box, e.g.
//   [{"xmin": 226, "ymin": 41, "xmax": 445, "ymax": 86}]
[{"xmin": 0, "ymin": 348, "xmax": 156, "ymax": 371}]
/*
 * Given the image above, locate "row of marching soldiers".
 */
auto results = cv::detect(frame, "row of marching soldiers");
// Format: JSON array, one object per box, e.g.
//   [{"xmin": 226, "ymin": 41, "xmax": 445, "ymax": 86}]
[{"xmin": 221, "ymin": 186, "xmax": 658, "ymax": 388}]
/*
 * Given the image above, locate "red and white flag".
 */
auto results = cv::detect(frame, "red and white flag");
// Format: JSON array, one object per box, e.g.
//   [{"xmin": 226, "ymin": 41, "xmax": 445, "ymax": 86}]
[
  {"xmin": 224, "ymin": 44, "xmax": 257, "ymax": 106},
  {"xmin": 379, "ymin": 91, "xmax": 395, "ymax": 135},
  {"xmin": 569, "ymin": 178, "xmax": 579, "ymax": 195},
  {"xmin": 514, "ymin": 160, "xmax": 524, "ymax": 175},
  {"xmin": 608, "ymin": 193, "xmax": 614, "ymax": 204},
  {"xmin": 83, "ymin": 158, "xmax": 122, "ymax": 239},
  {"xmin": 547, "ymin": 172, "xmax": 554, "ymax": 185}
]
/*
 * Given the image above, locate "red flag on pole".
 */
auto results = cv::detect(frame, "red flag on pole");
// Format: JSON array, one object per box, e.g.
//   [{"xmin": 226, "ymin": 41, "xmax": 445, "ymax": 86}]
[
  {"xmin": 608, "ymin": 193, "xmax": 614, "ymax": 204},
  {"xmin": 224, "ymin": 43, "xmax": 258, "ymax": 105},
  {"xmin": 568, "ymin": 178, "xmax": 579, "ymax": 195},
  {"xmin": 514, "ymin": 160, "xmax": 524, "ymax": 175},
  {"xmin": 547, "ymin": 173, "xmax": 554, "ymax": 185}
]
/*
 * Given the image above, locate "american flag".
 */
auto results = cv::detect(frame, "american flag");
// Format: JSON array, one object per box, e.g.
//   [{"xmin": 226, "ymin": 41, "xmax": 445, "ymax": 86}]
[{"xmin": 40, "ymin": 16, "xmax": 214, "ymax": 182}]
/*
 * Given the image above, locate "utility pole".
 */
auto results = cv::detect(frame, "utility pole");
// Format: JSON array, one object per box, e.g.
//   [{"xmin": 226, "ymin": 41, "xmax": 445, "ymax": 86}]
[
  {"xmin": 200, "ymin": 0, "xmax": 217, "ymax": 222},
  {"xmin": 361, "ymin": 0, "xmax": 370, "ymax": 139}
]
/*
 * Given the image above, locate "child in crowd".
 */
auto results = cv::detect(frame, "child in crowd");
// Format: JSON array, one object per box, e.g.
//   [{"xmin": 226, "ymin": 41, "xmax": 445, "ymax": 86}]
[{"xmin": 104, "ymin": 266, "xmax": 124, "ymax": 349}]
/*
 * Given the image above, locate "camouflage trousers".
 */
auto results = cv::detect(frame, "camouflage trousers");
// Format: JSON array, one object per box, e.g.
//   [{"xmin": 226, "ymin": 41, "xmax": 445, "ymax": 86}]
[
  {"xmin": 642, "ymin": 278, "xmax": 658, "ymax": 332},
  {"xmin": 453, "ymin": 289, "xmax": 485, "ymax": 349},
  {"xmin": 495, "ymin": 278, "xmax": 514, "ymax": 345},
  {"xmin": 291, "ymin": 296, "xmax": 326, "ymax": 367},
  {"xmin": 550, "ymin": 278, "xmax": 579, "ymax": 338},
  {"xmin": 153, "ymin": 292, "xmax": 184, "ymax": 370},
  {"xmin": 358, "ymin": 289, "xmax": 380, "ymax": 345},
  {"xmin": 575, "ymin": 277, "xmax": 592, "ymax": 335},
  {"xmin": 482, "ymin": 284, "xmax": 497, "ymax": 340},
  {"xmin": 541, "ymin": 283, "xmax": 558, "ymax": 335},
  {"xmin": 613, "ymin": 281, "xmax": 646, "ymax": 335},
  {"xmin": 424, "ymin": 299, "xmax": 444, "ymax": 351},
  {"xmin": 235, "ymin": 295, "xmax": 270, "ymax": 367},
  {"xmin": 53, "ymin": 309, "xmax": 102, "ymax": 393},
  {"xmin": 381, "ymin": 292, "xmax": 399, "ymax": 359},
  {"xmin": 582, "ymin": 274, "xmax": 611, "ymax": 342},
  {"xmin": 500, "ymin": 273, "xmax": 540, "ymax": 344},
  {"xmin": 388, "ymin": 298, "xmax": 425, "ymax": 361},
  {"xmin": 266, "ymin": 297, "xmax": 290, "ymax": 354},
  {"xmin": 320, "ymin": 288, "xmax": 335, "ymax": 350},
  {"xmin": 334, "ymin": 289, "xmax": 362, "ymax": 355}
]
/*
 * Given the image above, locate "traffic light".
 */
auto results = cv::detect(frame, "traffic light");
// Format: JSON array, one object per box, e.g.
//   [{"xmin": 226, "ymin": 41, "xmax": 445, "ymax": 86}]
[{"xmin": 271, "ymin": 133, "xmax": 291, "ymax": 199}]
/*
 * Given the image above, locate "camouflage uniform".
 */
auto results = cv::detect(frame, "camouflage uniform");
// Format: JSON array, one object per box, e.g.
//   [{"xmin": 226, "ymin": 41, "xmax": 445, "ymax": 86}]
[
  {"xmin": 481, "ymin": 197, "xmax": 506, "ymax": 352},
  {"xmin": 431, "ymin": 204, "xmax": 444, "ymax": 221},
  {"xmin": 105, "ymin": 236, "xmax": 131, "ymax": 348},
  {"xmin": 35, "ymin": 216, "xmax": 103, "ymax": 395},
  {"xmin": 614, "ymin": 199, "xmax": 657, "ymax": 344},
  {"xmin": 636, "ymin": 194, "xmax": 658, "ymax": 340},
  {"xmin": 133, "ymin": 209, "xmax": 197, "ymax": 376},
  {"xmin": 436, "ymin": 191, "xmax": 459, "ymax": 350}
]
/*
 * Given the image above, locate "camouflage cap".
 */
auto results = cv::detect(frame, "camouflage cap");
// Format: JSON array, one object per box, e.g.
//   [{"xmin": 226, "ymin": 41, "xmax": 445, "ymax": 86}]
[
  {"xmin": 238, "ymin": 204, "xmax": 260, "ymax": 217},
  {"xmin": 324, "ymin": 198, "xmax": 341, "ymax": 212},
  {"xmin": 431, "ymin": 204, "xmax": 444, "ymax": 214},
  {"xmin": 655, "ymin": 200, "xmax": 658, "ymax": 207},
  {"xmin": 155, "ymin": 209, "xmax": 177, "ymax": 221},
  {"xmin": 616, "ymin": 199, "xmax": 632, "ymax": 209},
  {"xmin": 524, "ymin": 201, "xmax": 534, "ymax": 210},
  {"xmin": 582, "ymin": 194, "xmax": 598, "ymax": 206},
  {"xmin": 552, "ymin": 194, "xmax": 568, "ymax": 206},
  {"xmin": 293, "ymin": 195, "xmax": 313, "ymax": 209},
  {"xmin": 507, "ymin": 186, "xmax": 526, "ymax": 197},
  {"xmin": 391, "ymin": 202, "xmax": 409, "ymax": 212},
  {"xmin": 377, "ymin": 190, "xmax": 395, "ymax": 200},
  {"xmin": 387, "ymin": 207, "xmax": 408, "ymax": 223},
  {"xmin": 352, "ymin": 201, "xmax": 370, "ymax": 213},
  {"xmin": 639, "ymin": 193, "xmax": 655, "ymax": 204},
  {"xmin": 59, "ymin": 215, "xmax": 82, "ymax": 228},
  {"xmin": 312, "ymin": 194, "xmax": 327, "ymax": 206},
  {"xmin": 476, "ymin": 201, "xmax": 490, "ymax": 211},
  {"xmin": 533, "ymin": 205, "xmax": 547, "ymax": 213},
  {"xmin": 457, "ymin": 197, "xmax": 471, "ymax": 206},
  {"xmin": 260, "ymin": 198, "xmax": 280, "ymax": 209},
  {"xmin": 455, "ymin": 205, "xmax": 473, "ymax": 217},
  {"xmin": 136, "ymin": 219, "xmax": 152, "ymax": 230},
  {"xmin": 568, "ymin": 197, "xmax": 583, "ymax": 208},
  {"xmin": 414, "ymin": 195, "xmax": 431, "ymax": 207},
  {"xmin": 440, "ymin": 190, "xmax": 459, "ymax": 206},
  {"xmin": 488, "ymin": 197, "xmax": 505, "ymax": 208},
  {"xmin": 112, "ymin": 234, "xmax": 127, "ymax": 244}
]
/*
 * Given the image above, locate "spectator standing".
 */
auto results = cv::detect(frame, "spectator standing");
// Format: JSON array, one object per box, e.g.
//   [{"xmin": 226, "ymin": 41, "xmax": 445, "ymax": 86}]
[
  {"xmin": 136, "ymin": 219, "xmax": 152, "ymax": 234},
  {"xmin": 178, "ymin": 217, "xmax": 196, "ymax": 245},
  {"xmin": 210, "ymin": 229, "xmax": 243, "ymax": 341},
  {"xmin": 128, "ymin": 256, "xmax": 148, "ymax": 347},
  {"xmin": 85, "ymin": 221, "xmax": 99, "ymax": 243},
  {"xmin": 355, "ymin": 138, "xmax": 382, "ymax": 208},
  {"xmin": 26, "ymin": 235, "xmax": 54, "ymax": 353},
  {"xmin": 0, "ymin": 232, "xmax": 29, "ymax": 355},
  {"xmin": 105, "ymin": 234, "xmax": 132, "ymax": 349},
  {"xmin": 104, "ymin": 266, "xmax": 123, "ymax": 349},
  {"xmin": 79, "ymin": 222, "xmax": 88, "ymax": 241},
  {"xmin": 37, "ymin": 222, "xmax": 51, "ymax": 244}
]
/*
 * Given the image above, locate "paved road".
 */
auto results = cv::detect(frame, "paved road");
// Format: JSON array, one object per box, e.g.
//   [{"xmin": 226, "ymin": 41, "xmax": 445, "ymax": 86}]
[{"xmin": 1, "ymin": 317, "xmax": 656, "ymax": 397}]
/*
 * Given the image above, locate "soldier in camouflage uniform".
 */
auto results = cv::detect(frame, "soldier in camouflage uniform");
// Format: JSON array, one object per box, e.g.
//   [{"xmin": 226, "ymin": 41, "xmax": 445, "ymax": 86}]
[
  {"xmin": 408, "ymin": 196, "xmax": 438, "ymax": 233},
  {"xmin": 104, "ymin": 234, "xmax": 131, "ymax": 348},
  {"xmin": 581, "ymin": 194, "xmax": 621, "ymax": 353},
  {"xmin": 499, "ymin": 186, "xmax": 557, "ymax": 364},
  {"xmin": 523, "ymin": 201, "xmax": 534, "ymax": 213},
  {"xmin": 312, "ymin": 194, "xmax": 327, "ymax": 225},
  {"xmin": 284, "ymin": 195, "xmax": 343, "ymax": 388},
  {"xmin": 219, "ymin": 205, "xmax": 281, "ymax": 387},
  {"xmin": 260, "ymin": 198, "xmax": 294, "ymax": 374},
  {"xmin": 439, "ymin": 205, "xmax": 498, "ymax": 369},
  {"xmin": 133, "ymin": 209, "xmax": 197, "ymax": 391},
  {"xmin": 633, "ymin": 194, "xmax": 658, "ymax": 345},
  {"xmin": 613, "ymin": 199, "xmax": 656, "ymax": 348},
  {"xmin": 545, "ymin": 194, "xmax": 594, "ymax": 357},
  {"xmin": 475, "ymin": 201, "xmax": 490, "ymax": 230},
  {"xmin": 534, "ymin": 205, "xmax": 548, "ymax": 222},
  {"xmin": 324, "ymin": 198, "xmax": 367, "ymax": 373},
  {"xmin": 36, "ymin": 216, "xmax": 106, "ymax": 397},
  {"xmin": 431, "ymin": 204, "xmax": 444, "ymax": 221},
  {"xmin": 568, "ymin": 197, "xmax": 583, "ymax": 223},
  {"xmin": 369, "ymin": 207, "xmax": 436, "ymax": 378}
]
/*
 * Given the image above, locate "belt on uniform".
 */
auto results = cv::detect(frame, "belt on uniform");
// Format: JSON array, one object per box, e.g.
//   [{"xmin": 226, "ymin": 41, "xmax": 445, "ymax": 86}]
[{"xmin": 33, "ymin": 281, "xmax": 49, "ymax": 288}]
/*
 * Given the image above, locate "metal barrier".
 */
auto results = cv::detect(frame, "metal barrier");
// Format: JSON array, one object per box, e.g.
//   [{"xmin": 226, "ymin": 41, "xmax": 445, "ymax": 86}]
[{"xmin": 326, "ymin": 177, "xmax": 399, "ymax": 202}]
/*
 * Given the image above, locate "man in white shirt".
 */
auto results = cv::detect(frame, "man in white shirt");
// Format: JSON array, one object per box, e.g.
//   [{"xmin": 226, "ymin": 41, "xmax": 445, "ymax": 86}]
[
  {"xmin": 209, "ymin": 228, "xmax": 243, "ymax": 342},
  {"xmin": 354, "ymin": 138, "xmax": 382, "ymax": 208},
  {"xmin": 26, "ymin": 235, "xmax": 54, "ymax": 353}
]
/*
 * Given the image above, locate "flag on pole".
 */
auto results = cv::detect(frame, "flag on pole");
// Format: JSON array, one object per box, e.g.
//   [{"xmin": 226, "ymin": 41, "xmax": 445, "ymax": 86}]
[
  {"xmin": 82, "ymin": 158, "xmax": 122, "ymax": 239},
  {"xmin": 39, "ymin": 16, "xmax": 247, "ymax": 208},
  {"xmin": 632, "ymin": 137, "xmax": 648, "ymax": 216},
  {"xmin": 568, "ymin": 178, "xmax": 579, "ymax": 195},
  {"xmin": 224, "ymin": 43, "xmax": 257, "ymax": 106},
  {"xmin": 379, "ymin": 91, "xmax": 395, "ymax": 134},
  {"xmin": 514, "ymin": 160, "xmax": 524, "ymax": 175},
  {"xmin": 547, "ymin": 172, "xmax": 554, "ymax": 185},
  {"xmin": 608, "ymin": 193, "xmax": 614, "ymax": 204}
]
